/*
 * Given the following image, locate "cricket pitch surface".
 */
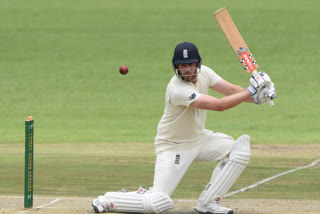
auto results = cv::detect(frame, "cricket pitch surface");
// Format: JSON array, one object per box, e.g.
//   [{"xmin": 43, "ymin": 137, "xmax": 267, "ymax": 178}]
[{"xmin": 1, "ymin": 197, "xmax": 319, "ymax": 214}]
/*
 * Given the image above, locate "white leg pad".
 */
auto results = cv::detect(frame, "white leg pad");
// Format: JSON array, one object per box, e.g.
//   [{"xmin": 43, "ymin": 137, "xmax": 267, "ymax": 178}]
[
  {"xmin": 198, "ymin": 134, "xmax": 251, "ymax": 205},
  {"xmin": 104, "ymin": 190, "xmax": 174, "ymax": 213},
  {"xmin": 143, "ymin": 191, "xmax": 174, "ymax": 213}
]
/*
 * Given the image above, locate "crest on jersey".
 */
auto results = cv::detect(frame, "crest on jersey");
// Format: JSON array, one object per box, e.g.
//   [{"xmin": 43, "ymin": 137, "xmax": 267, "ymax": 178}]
[{"xmin": 189, "ymin": 93, "xmax": 197, "ymax": 100}]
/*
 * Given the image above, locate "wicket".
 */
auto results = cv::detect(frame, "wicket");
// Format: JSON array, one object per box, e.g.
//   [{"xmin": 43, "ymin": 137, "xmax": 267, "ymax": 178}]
[{"xmin": 24, "ymin": 116, "xmax": 34, "ymax": 209}]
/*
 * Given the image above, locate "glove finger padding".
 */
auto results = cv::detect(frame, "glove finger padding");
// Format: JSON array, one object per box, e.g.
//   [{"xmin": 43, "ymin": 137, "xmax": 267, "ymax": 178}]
[
  {"xmin": 248, "ymin": 72, "xmax": 272, "ymax": 96},
  {"xmin": 253, "ymin": 87, "xmax": 268, "ymax": 104},
  {"xmin": 266, "ymin": 83, "xmax": 276, "ymax": 99},
  {"xmin": 259, "ymin": 72, "xmax": 272, "ymax": 86},
  {"xmin": 253, "ymin": 83, "xmax": 276, "ymax": 104}
]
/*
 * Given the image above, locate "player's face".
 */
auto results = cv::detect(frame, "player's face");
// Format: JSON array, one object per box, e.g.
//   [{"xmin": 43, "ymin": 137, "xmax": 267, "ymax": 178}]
[{"xmin": 177, "ymin": 63, "xmax": 198, "ymax": 83}]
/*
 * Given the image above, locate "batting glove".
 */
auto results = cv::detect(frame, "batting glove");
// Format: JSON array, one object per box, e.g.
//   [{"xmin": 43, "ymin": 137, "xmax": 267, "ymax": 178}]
[
  {"xmin": 253, "ymin": 82, "xmax": 276, "ymax": 104},
  {"xmin": 247, "ymin": 72, "xmax": 272, "ymax": 96}
]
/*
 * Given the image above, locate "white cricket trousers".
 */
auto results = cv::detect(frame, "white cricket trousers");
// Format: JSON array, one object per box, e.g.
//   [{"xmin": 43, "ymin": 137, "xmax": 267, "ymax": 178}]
[{"xmin": 152, "ymin": 132, "xmax": 234, "ymax": 196}]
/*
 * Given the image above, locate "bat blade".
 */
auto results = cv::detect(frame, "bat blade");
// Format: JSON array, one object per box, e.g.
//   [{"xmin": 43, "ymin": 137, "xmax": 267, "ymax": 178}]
[
  {"xmin": 214, "ymin": 8, "xmax": 274, "ymax": 106},
  {"xmin": 214, "ymin": 8, "xmax": 258, "ymax": 74}
]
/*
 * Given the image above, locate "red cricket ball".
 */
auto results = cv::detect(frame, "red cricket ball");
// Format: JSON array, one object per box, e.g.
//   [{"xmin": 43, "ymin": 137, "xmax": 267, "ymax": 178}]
[{"xmin": 119, "ymin": 65, "xmax": 129, "ymax": 75}]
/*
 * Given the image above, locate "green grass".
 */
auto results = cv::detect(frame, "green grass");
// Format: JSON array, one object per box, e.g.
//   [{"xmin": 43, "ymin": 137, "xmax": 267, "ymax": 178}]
[
  {"xmin": 1, "ymin": 143, "xmax": 319, "ymax": 199},
  {"xmin": 0, "ymin": 0, "xmax": 319, "ymax": 201},
  {"xmin": 0, "ymin": 0, "xmax": 319, "ymax": 144}
]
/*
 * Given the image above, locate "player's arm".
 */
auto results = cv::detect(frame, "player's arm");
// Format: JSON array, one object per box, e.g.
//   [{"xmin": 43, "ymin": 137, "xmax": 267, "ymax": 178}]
[
  {"xmin": 189, "ymin": 90, "xmax": 251, "ymax": 112},
  {"xmin": 210, "ymin": 79, "xmax": 253, "ymax": 103},
  {"xmin": 190, "ymin": 73, "xmax": 274, "ymax": 111}
]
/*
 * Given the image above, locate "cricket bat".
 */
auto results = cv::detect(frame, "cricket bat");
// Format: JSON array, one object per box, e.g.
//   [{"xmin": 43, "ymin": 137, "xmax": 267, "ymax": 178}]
[{"xmin": 214, "ymin": 8, "xmax": 274, "ymax": 106}]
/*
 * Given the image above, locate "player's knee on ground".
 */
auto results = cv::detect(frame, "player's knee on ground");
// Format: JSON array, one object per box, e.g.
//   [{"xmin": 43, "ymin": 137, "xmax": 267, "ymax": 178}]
[{"xmin": 104, "ymin": 187, "xmax": 174, "ymax": 213}]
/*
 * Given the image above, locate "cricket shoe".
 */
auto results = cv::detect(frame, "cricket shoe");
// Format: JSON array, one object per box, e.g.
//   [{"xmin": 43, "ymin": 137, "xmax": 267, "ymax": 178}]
[
  {"xmin": 195, "ymin": 201, "xmax": 233, "ymax": 214},
  {"xmin": 92, "ymin": 195, "xmax": 111, "ymax": 213}
]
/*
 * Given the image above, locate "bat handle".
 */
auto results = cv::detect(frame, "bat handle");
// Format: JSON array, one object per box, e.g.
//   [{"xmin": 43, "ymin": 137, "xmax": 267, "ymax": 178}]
[{"xmin": 268, "ymin": 99, "xmax": 274, "ymax": 106}]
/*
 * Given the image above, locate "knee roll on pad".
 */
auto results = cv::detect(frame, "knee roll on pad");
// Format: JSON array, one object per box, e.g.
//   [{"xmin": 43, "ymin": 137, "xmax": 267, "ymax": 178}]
[
  {"xmin": 229, "ymin": 134, "xmax": 251, "ymax": 165},
  {"xmin": 143, "ymin": 191, "xmax": 174, "ymax": 213}
]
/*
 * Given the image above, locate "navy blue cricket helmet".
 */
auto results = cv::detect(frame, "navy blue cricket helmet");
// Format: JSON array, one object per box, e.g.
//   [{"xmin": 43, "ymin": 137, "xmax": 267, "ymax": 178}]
[{"xmin": 172, "ymin": 42, "xmax": 202, "ymax": 82}]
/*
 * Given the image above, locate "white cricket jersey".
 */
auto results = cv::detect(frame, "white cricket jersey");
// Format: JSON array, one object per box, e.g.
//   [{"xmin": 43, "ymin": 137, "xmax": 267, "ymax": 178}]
[{"xmin": 155, "ymin": 65, "xmax": 222, "ymax": 153}]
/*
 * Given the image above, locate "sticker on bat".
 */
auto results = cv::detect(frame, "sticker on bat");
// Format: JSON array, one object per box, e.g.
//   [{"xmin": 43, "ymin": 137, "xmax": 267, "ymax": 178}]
[{"xmin": 237, "ymin": 47, "xmax": 256, "ymax": 72}]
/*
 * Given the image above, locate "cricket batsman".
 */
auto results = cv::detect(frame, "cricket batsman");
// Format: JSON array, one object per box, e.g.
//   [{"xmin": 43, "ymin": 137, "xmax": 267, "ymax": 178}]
[{"xmin": 92, "ymin": 42, "xmax": 276, "ymax": 214}]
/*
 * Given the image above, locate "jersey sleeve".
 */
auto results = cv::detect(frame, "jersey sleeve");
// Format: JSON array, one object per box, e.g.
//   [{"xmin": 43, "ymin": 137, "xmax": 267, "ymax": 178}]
[
  {"xmin": 202, "ymin": 65, "xmax": 223, "ymax": 87},
  {"xmin": 169, "ymin": 85, "xmax": 200, "ymax": 107}
]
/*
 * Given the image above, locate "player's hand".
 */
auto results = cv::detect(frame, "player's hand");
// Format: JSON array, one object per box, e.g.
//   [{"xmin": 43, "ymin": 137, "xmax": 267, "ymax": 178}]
[
  {"xmin": 253, "ymin": 83, "xmax": 276, "ymax": 104},
  {"xmin": 247, "ymin": 72, "xmax": 272, "ymax": 95}
]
